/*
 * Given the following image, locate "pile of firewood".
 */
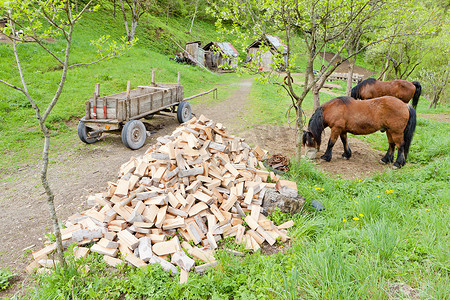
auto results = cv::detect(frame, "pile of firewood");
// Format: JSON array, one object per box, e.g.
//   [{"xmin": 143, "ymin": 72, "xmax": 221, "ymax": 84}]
[{"xmin": 28, "ymin": 115, "xmax": 296, "ymax": 283}]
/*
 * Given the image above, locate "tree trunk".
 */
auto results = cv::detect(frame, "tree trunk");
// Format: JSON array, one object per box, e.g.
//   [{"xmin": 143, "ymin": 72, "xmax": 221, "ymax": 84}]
[
  {"xmin": 429, "ymin": 66, "xmax": 449, "ymax": 108},
  {"xmin": 40, "ymin": 127, "xmax": 65, "ymax": 267},
  {"xmin": 119, "ymin": 0, "xmax": 130, "ymax": 40},
  {"xmin": 188, "ymin": 0, "xmax": 199, "ymax": 34},
  {"xmin": 294, "ymin": 122, "xmax": 303, "ymax": 161},
  {"xmin": 346, "ymin": 55, "xmax": 356, "ymax": 96},
  {"xmin": 312, "ymin": 84, "xmax": 320, "ymax": 110}
]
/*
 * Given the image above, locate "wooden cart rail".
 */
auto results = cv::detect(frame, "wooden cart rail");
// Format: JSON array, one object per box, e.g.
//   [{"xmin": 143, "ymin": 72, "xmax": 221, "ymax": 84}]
[{"xmin": 85, "ymin": 83, "xmax": 184, "ymax": 122}]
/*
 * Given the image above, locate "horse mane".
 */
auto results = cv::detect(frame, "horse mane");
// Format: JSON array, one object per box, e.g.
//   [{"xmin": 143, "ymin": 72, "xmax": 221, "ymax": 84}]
[
  {"xmin": 351, "ymin": 78, "xmax": 377, "ymax": 99},
  {"xmin": 307, "ymin": 107, "xmax": 325, "ymax": 146},
  {"xmin": 337, "ymin": 96, "xmax": 352, "ymax": 105}
]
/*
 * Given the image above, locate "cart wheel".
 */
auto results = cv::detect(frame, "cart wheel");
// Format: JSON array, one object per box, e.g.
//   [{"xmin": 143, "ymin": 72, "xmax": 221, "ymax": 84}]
[
  {"xmin": 177, "ymin": 101, "xmax": 192, "ymax": 123},
  {"xmin": 121, "ymin": 120, "xmax": 147, "ymax": 150},
  {"xmin": 77, "ymin": 118, "xmax": 99, "ymax": 144}
]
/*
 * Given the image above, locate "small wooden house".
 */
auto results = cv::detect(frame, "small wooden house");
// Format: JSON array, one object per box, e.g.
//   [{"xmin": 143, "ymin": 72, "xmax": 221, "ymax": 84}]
[
  {"xmin": 246, "ymin": 34, "xmax": 288, "ymax": 71},
  {"xmin": 185, "ymin": 41, "xmax": 205, "ymax": 66},
  {"xmin": 203, "ymin": 41, "xmax": 239, "ymax": 71}
]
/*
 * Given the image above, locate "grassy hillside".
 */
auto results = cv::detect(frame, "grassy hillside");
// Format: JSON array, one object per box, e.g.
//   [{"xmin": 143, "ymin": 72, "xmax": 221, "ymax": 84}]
[{"xmin": 0, "ymin": 8, "xmax": 241, "ymax": 170}]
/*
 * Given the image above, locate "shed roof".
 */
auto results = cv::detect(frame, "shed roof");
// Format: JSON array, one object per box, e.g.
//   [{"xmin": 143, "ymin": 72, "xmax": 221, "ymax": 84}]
[
  {"xmin": 246, "ymin": 34, "xmax": 287, "ymax": 54},
  {"xmin": 203, "ymin": 41, "xmax": 239, "ymax": 57}
]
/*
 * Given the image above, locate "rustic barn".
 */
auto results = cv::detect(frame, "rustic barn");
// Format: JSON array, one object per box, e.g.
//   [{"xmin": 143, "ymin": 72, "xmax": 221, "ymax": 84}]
[
  {"xmin": 203, "ymin": 41, "xmax": 239, "ymax": 71},
  {"xmin": 246, "ymin": 34, "xmax": 288, "ymax": 71},
  {"xmin": 184, "ymin": 41, "xmax": 205, "ymax": 66}
]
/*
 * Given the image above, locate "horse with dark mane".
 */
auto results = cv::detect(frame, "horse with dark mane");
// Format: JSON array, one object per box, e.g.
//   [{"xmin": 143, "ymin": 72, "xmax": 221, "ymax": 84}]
[
  {"xmin": 351, "ymin": 78, "xmax": 422, "ymax": 109},
  {"xmin": 302, "ymin": 96, "xmax": 416, "ymax": 168}
]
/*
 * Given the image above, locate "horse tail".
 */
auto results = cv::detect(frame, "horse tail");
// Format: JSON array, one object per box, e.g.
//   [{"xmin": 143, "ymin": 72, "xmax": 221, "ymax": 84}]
[
  {"xmin": 403, "ymin": 105, "xmax": 417, "ymax": 159},
  {"xmin": 307, "ymin": 107, "xmax": 325, "ymax": 146},
  {"xmin": 411, "ymin": 81, "xmax": 421, "ymax": 110}
]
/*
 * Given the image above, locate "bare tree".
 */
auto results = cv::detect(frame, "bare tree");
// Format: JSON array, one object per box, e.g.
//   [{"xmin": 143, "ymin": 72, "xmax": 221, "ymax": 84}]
[
  {"xmin": 119, "ymin": 0, "xmax": 149, "ymax": 41},
  {"xmin": 420, "ymin": 65, "xmax": 450, "ymax": 108},
  {"xmin": 1, "ymin": 0, "xmax": 133, "ymax": 266}
]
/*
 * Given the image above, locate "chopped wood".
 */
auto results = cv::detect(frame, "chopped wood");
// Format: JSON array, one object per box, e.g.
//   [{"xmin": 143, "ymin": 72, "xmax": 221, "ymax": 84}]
[
  {"xmin": 125, "ymin": 254, "xmax": 147, "ymax": 268},
  {"xmin": 278, "ymin": 220, "xmax": 295, "ymax": 230},
  {"xmin": 104, "ymin": 255, "xmax": 123, "ymax": 267},
  {"xmin": 30, "ymin": 116, "xmax": 293, "ymax": 275}
]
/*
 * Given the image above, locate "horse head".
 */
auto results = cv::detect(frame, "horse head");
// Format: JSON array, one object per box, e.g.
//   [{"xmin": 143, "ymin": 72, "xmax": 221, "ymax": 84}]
[{"xmin": 302, "ymin": 130, "xmax": 319, "ymax": 159}]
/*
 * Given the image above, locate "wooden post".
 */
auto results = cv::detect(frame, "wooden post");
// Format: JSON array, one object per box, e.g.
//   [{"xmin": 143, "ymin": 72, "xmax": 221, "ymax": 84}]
[
  {"xmin": 177, "ymin": 72, "xmax": 180, "ymax": 85},
  {"xmin": 126, "ymin": 81, "xmax": 131, "ymax": 121},
  {"xmin": 151, "ymin": 70, "xmax": 155, "ymax": 86},
  {"xmin": 84, "ymin": 101, "xmax": 91, "ymax": 120},
  {"xmin": 92, "ymin": 92, "xmax": 97, "ymax": 119}
]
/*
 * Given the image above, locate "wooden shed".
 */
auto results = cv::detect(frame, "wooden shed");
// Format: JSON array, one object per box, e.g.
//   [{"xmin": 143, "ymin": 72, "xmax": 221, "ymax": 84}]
[
  {"xmin": 185, "ymin": 41, "xmax": 205, "ymax": 66},
  {"xmin": 203, "ymin": 41, "xmax": 239, "ymax": 71},
  {"xmin": 246, "ymin": 34, "xmax": 288, "ymax": 71}
]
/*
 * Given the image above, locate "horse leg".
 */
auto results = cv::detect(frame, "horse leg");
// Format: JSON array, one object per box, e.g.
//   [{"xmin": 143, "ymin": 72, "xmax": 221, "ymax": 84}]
[
  {"xmin": 381, "ymin": 132, "xmax": 395, "ymax": 164},
  {"xmin": 340, "ymin": 133, "xmax": 352, "ymax": 160},
  {"xmin": 320, "ymin": 129, "xmax": 340, "ymax": 162},
  {"xmin": 392, "ymin": 133, "xmax": 406, "ymax": 169}
]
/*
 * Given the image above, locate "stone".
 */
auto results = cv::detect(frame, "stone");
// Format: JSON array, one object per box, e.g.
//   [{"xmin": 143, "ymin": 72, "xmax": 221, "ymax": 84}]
[{"xmin": 262, "ymin": 189, "xmax": 305, "ymax": 215}]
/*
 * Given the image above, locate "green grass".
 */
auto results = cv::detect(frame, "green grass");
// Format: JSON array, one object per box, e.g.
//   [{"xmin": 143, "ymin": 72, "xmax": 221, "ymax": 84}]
[
  {"xmin": 7, "ymin": 157, "xmax": 448, "ymax": 299},
  {"xmin": 0, "ymin": 268, "xmax": 15, "ymax": 292}
]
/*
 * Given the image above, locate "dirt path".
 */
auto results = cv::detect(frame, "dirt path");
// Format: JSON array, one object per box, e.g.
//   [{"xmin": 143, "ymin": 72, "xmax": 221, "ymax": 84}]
[{"xmin": 0, "ymin": 77, "xmax": 392, "ymax": 295}]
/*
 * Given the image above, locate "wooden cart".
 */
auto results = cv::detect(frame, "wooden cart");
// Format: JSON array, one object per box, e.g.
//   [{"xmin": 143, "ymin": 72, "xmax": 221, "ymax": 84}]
[{"xmin": 77, "ymin": 72, "xmax": 192, "ymax": 150}]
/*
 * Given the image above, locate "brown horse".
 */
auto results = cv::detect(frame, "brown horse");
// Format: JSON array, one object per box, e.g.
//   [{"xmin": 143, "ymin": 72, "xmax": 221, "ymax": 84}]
[
  {"xmin": 351, "ymin": 78, "xmax": 421, "ymax": 109},
  {"xmin": 302, "ymin": 96, "xmax": 416, "ymax": 168}
]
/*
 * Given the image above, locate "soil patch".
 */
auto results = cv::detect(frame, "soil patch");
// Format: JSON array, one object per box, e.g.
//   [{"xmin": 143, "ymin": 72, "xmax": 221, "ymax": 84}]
[
  {"xmin": 319, "ymin": 52, "xmax": 376, "ymax": 79},
  {"xmin": 420, "ymin": 113, "xmax": 450, "ymax": 123}
]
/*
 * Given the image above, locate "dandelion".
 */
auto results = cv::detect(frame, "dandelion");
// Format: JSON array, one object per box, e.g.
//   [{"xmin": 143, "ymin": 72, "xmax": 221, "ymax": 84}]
[
  {"xmin": 343, "ymin": 218, "xmax": 347, "ymax": 222},
  {"xmin": 359, "ymin": 213, "xmax": 364, "ymax": 217},
  {"xmin": 385, "ymin": 189, "xmax": 394, "ymax": 194},
  {"xmin": 355, "ymin": 201, "xmax": 359, "ymax": 204},
  {"xmin": 377, "ymin": 195, "xmax": 380, "ymax": 198},
  {"xmin": 321, "ymin": 188, "xmax": 324, "ymax": 191},
  {"xmin": 353, "ymin": 217, "xmax": 359, "ymax": 221},
  {"xmin": 425, "ymin": 209, "xmax": 430, "ymax": 211},
  {"xmin": 358, "ymin": 179, "xmax": 362, "ymax": 182}
]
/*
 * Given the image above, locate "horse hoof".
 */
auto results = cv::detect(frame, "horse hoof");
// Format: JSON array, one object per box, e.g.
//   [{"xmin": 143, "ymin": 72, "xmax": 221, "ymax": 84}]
[{"xmin": 392, "ymin": 163, "xmax": 401, "ymax": 169}]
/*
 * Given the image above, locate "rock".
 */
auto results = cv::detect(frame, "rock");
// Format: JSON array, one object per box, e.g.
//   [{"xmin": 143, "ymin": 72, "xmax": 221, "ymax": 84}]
[
  {"xmin": 262, "ymin": 189, "xmax": 305, "ymax": 215},
  {"xmin": 311, "ymin": 200, "xmax": 325, "ymax": 211}
]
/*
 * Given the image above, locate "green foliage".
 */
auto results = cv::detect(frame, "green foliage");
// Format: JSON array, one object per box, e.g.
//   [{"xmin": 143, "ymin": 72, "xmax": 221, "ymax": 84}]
[
  {"xmin": 0, "ymin": 268, "xmax": 15, "ymax": 291},
  {"xmin": 267, "ymin": 207, "xmax": 292, "ymax": 226}
]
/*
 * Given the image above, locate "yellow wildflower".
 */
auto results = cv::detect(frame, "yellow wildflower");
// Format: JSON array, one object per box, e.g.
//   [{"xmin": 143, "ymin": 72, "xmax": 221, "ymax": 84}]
[
  {"xmin": 425, "ymin": 209, "xmax": 430, "ymax": 211},
  {"xmin": 343, "ymin": 218, "xmax": 347, "ymax": 222},
  {"xmin": 359, "ymin": 214, "xmax": 364, "ymax": 217},
  {"xmin": 377, "ymin": 195, "xmax": 380, "ymax": 198},
  {"xmin": 353, "ymin": 217, "xmax": 359, "ymax": 221},
  {"xmin": 321, "ymin": 188, "xmax": 324, "ymax": 191}
]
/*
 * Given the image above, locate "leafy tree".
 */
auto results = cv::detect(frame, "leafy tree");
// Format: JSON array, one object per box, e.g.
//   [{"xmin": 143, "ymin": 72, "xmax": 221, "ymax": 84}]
[
  {"xmin": 209, "ymin": 0, "xmax": 395, "ymax": 159},
  {"xmin": 0, "ymin": 0, "xmax": 133, "ymax": 266}
]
